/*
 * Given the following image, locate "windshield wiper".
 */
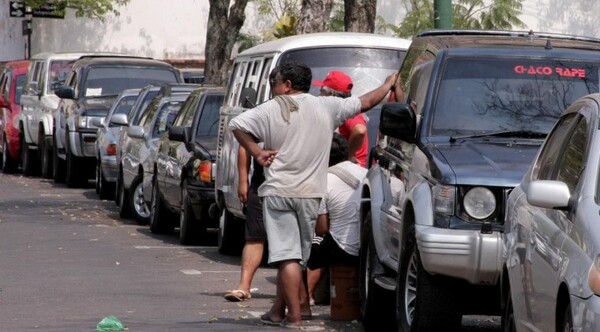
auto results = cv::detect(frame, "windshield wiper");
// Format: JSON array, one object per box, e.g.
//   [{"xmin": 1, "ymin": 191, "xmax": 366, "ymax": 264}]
[{"xmin": 449, "ymin": 130, "xmax": 547, "ymax": 142}]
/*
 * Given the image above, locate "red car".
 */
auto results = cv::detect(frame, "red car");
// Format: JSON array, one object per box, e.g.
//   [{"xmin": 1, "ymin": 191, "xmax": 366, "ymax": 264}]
[{"xmin": 0, "ymin": 60, "xmax": 29, "ymax": 173}]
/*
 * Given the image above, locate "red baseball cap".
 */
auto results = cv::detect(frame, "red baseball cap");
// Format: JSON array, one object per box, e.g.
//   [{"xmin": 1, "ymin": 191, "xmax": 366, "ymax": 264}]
[{"xmin": 312, "ymin": 70, "xmax": 353, "ymax": 94}]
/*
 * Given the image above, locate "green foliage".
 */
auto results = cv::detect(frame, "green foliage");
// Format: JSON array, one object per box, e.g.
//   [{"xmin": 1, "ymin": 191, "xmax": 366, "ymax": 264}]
[
  {"xmin": 272, "ymin": 15, "xmax": 297, "ymax": 39},
  {"xmin": 237, "ymin": 32, "xmax": 261, "ymax": 53},
  {"xmin": 254, "ymin": 0, "xmax": 299, "ymax": 20},
  {"xmin": 329, "ymin": 1, "xmax": 345, "ymax": 32},
  {"xmin": 23, "ymin": 0, "xmax": 130, "ymax": 21},
  {"xmin": 389, "ymin": 0, "xmax": 525, "ymax": 38}
]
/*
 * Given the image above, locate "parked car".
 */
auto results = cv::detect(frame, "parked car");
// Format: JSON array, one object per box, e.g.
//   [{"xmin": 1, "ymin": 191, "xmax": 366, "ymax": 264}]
[
  {"xmin": 215, "ymin": 31, "xmax": 411, "ymax": 255},
  {"xmin": 151, "ymin": 87, "xmax": 224, "ymax": 245},
  {"xmin": 180, "ymin": 68, "xmax": 204, "ymax": 84},
  {"xmin": 53, "ymin": 56, "xmax": 183, "ymax": 188},
  {"xmin": 0, "ymin": 60, "xmax": 29, "ymax": 173},
  {"xmin": 95, "ymin": 88, "xmax": 141, "ymax": 200},
  {"xmin": 19, "ymin": 52, "xmax": 118, "ymax": 178},
  {"xmin": 115, "ymin": 84, "xmax": 200, "ymax": 222},
  {"xmin": 502, "ymin": 93, "xmax": 600, "ymax": 332},
  {"xmin": 361, "ymin": 29, "xmax": 600, "ymax": 331}
]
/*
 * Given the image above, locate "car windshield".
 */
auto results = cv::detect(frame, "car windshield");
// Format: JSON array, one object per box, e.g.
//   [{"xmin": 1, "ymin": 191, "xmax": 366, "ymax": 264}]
[
  {"xmin": 431, "ymin": 57, "xmax": 599, "ymax": 137},
  {"xmin": 48, "ymin": 59, "xmax": 76, "ymax": 93},
  {"xmin": 280, "ymin": 47, "xmax": 406, "ymax": 97},
  {"xmin": 83, "ymin": 67, "xmax": 178, "ymax": 97}
]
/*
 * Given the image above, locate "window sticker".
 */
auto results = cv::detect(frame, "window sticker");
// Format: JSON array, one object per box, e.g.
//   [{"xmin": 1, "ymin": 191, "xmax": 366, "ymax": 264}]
[{"xmin": 86, "ymin": 88, "xmax": 102, "ymax": 96}]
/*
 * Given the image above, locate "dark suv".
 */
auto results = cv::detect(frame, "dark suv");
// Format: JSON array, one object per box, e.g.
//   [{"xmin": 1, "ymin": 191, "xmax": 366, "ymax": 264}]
[
  {"xmin": 360, "ymin": 30, "xmax": 600, "ymax": 331},
  {"xmin": 53, "ymin": 56, "xmax": 182, "ymax": 188}
]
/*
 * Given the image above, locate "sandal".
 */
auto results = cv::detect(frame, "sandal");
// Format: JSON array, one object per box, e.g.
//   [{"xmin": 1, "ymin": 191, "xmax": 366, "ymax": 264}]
[{"xmin": 224, "ymin": 289, "xmax": 251, "ymax": 302}]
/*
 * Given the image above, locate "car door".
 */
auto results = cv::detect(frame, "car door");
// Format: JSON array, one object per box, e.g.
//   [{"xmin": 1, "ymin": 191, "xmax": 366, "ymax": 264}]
[{"xmin": 21, "ymin": 60, "xmax": 44, "ymax": 142}]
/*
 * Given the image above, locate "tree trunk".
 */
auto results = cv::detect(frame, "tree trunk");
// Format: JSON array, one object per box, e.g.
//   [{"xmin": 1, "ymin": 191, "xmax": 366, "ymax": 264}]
[
  {"xmin": 344, "ymin": 0, "xmax": 376, "ymax": 32},
  {"xmin": 205, "ymin": 0, "xmax": 248, "ymax": 86},
  {"xmin": 296, "ymin": 0, "xmax": 335, "ymax": 34}
]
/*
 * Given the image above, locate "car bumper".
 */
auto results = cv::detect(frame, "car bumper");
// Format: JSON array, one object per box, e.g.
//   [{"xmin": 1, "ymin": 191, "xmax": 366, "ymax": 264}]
[
  {"xmin": 416, "ymin": 225, "xmax": 502, "ymax": 285},
  {"xmin": 572, "ymin": 294, "xmax": 600, "ymax": 331},
  {"xmin": 100, "ymin": 155, "xmax": 118, "ymax": 182},
  {"xmin": 188, "ymin": 184, "xmax": 218, "ymax": 225},
  {"xmin": 71, "ymin": 129, "xmax": 97, "ymax": 157}
]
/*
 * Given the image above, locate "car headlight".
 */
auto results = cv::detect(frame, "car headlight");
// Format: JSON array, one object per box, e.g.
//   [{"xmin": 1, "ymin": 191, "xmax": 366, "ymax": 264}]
[
  {"xmin": 434, "ymin": 185, "xmax": 455, "ymax": 215},
  {"xmin": 463, "ymin": 187, "xmax": 496, "ymax": 220},
  {"xmin": 75, "ymin": 115, "xmax": 88, "ymax": 129}
]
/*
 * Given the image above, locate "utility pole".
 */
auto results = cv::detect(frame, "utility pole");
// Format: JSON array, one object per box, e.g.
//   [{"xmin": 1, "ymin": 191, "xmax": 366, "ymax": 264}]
[
  {"xmin": 434, "ymin": 0, "xmax": 452, "ymax": 29},
  {"xmin": 24, "ymin": 6, "xmax": 32, "ymax": 59}
]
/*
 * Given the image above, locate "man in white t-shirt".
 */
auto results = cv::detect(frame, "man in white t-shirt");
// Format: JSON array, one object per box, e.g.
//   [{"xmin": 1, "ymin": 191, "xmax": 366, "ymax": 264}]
[
  {"xmin": 306, "ymin": 133, "xmax": 367, "ymax": 305},
  {"xmin": 229, "ymin": 63, "xmax": 396, "ymax": 328}
]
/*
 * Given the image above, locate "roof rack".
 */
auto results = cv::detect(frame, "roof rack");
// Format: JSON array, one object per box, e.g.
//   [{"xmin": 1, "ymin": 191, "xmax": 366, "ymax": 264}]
[{"xmin": 417, "ymin": 29, "xmax": 600, "ymax": 44}]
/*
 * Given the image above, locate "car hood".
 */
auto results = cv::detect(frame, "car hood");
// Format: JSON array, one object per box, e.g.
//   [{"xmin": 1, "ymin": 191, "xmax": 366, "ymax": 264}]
[
  {"xmin": 80, "ymin": 96, "xmax": 117, "ymax": 117},
  {"xmin": 433, "ymin": 139, "xmax": 542, "ymax": 187}
]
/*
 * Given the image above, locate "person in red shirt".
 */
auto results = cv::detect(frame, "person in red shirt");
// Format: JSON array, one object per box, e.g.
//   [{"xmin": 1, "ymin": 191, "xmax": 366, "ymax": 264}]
[{"xmin": 313, "ymin": 71, "xmax": 368, "ymax": 168}]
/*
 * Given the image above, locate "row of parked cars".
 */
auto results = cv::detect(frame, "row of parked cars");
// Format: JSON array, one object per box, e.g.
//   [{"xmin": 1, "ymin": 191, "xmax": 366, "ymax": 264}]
[{"xmin": 3, "ymin": 29, "xmax": 600, "ymax": 331}]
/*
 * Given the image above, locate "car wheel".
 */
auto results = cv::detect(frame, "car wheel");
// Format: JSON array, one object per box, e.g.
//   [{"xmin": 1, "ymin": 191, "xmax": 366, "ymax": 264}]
[
  {"xmin": 21, "ymin": 134, "xmax": 38, "ymax": 176},
  {"xmin": 399, "ymin": 231, "xmax": 461, "ymax": 331},
  {"xmin": 218, "ymin": 208, "xmax": 245, "ymax": 255},
  {"xmin": 117, "ymin": 173, "xmax": 132, "ymax": 218},
  {"xmin": 359, "ymin": 212, "xmax": 394, "ymax": 330},
  {"xmin": 40, "ymin": 133, "xmax": 53, "ymax": 179},
  {"xmin": 560, "ymin": 302, "xmax": 573, "ymax": 332},
  {"xmin": 52, "ymin": 134, "xmax": 66, "ymax": 183},
  {"xmin": 2, "ymin": 136, "xmax": 18, "ymax": 173},
  {"xmin": 149, "ymin": 175, "xmax": 174, "ymax": 234},
  {"xmin": 130, "ymin": 175, "xmax": 150, "ymax": 224},
  {"xmin": 179, "ymin": 182, "xmax": 203, "ymax": 245},
  {"xmin": 501, "ymin": 284, "xmax": 516, "ymax": 332}
]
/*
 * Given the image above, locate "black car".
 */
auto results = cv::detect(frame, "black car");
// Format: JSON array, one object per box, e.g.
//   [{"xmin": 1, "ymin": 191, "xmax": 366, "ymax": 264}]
[
  {"xmin": 150, "ymin": 87, "xmax": 225, "ymax": 245},
  {"xmin": 53, "ymin": 55, "xmax": 183, "ymax": 188}
]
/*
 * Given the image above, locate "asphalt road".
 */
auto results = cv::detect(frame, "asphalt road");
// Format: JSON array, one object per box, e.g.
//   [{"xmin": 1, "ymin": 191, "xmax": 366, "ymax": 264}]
[{"xmin": 0, "ymin": 173, "xmax": 501, "ymax": 331}]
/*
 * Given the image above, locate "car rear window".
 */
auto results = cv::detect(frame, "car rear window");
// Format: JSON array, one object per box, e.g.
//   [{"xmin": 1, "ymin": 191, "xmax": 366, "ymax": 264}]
[
  {"xmin": 279, "ymin": 47, "xmax": 406, "ymax": 97},
  {"xmin": 83, "ymin": 67, "xmax": 179, "ymax": 97},
  {"xmin": 431, "ymin": 57, "xmax": 599, "ymax": 137}
]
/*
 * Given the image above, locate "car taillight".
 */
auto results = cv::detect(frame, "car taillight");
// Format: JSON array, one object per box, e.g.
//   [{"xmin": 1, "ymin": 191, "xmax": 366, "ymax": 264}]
[
  {"xmin": 106, "ymin": 144, "xmax": 117, "ymax": 156},
  {"xmin": 198, "ymin": 160, "xmax": 212, "ymax": 183}
]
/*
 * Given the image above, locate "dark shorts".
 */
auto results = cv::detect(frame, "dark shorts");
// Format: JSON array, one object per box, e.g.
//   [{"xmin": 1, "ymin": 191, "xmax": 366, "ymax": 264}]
[
  {"xmin": 307, "ymin": 234, "xmax": 358, "ymax": 270},
  {"xmin": 244, "ymin": 186, "xmax": 267, "ymax": 242}
]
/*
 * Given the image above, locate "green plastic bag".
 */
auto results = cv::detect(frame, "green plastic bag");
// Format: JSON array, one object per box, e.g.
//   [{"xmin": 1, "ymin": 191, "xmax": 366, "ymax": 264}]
[{"xmin": 96, "ymin": 315, "xmax": 125, "ymax": 331}]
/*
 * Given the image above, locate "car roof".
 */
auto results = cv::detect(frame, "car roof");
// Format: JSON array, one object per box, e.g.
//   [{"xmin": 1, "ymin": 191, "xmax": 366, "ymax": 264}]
[
  {"xmin": 118, "ymin": 88, "xmax": 142, "ymax": 97},
  {"xmin": 3, "ymin": 60, "xmax": 30, "ymax": 71},
  {"xmin": 28, "ymin": 51, "xmax": 124, "ymax": 61},
  {"xmin": 188, "ymin": 86, "xmax": 226, "ymax": 97},
  {"xmin": 71, "ymin": 56, "xmax": 174, "ymax": 68},
  {"xmin": 412, "ymin": 29, "xmax": 600, "ymax": 52},
  {"xmin": 238, "ymin": 32, "xmax": 412, "ymax": 57}
]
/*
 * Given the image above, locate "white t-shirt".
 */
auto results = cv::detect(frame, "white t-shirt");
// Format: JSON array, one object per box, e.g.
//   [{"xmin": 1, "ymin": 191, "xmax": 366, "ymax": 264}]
[
  {"xmin": 318, "ymin": 161, "xmax": 367, "ymax": 256},
  {"xmin": 229, "ymin": 93, "xmax": 361, "ymax": 198}
]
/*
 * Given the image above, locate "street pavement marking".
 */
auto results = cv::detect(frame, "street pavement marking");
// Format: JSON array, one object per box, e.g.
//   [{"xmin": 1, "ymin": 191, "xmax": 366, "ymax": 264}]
[{"xmin": 135, "ymin": 245, "xmax": 214, "ymax": 249}]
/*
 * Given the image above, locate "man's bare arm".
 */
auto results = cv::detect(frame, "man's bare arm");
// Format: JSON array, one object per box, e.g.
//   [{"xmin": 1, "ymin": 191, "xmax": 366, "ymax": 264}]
[{"xmin": 359, "ymin": 72, "xmax": 398, "ymax": 112}]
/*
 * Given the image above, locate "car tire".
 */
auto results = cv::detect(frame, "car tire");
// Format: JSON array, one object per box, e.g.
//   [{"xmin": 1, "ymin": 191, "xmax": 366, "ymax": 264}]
[
  {"xmin": 65, "ymin": 135, "xmax": 83, "ymax": 188},
  {"xmin": 97, "ymin": 159, "xmax": 115, "ymax": 200},
  {"xmin": 52, "ymin": 134, "xmax": 66, "ymax": 183},
  {"xmin": 399, "ymin": 231, "xmax": 462, "ymax": 331},
  {"xmin": 2, "ymin": 136, "xmax": 18, "ymax": 174},
  {"xmin": 501, "ymin": 284, "xmax": 516, "ymax": 332},
  {"xmin": 149, "ymin": 175, "xmax": 174, "ymax": 234},
  {"xmin": 117, "ymin": 172, "xmax": 132, "ymax": 218},
  {"xmin": 40, "ymin": 133, "xmax": 53, "ymax": 179},
  {"xmin": 359, "ymin": 212, "xmax": 394, "ymax": 330},
  {"xmin": 130, "ymin": 175, "xmax": 150, "ymax": 224},
  {"xmin": 218, "ymin": 208, "xmax": 245, "ymax": 256},
  {"xmin": 21, "ymin": 134, "xmax": 38, "ymax": 176},
  {"xmin": 179, "ymin": 182, "xmax": 203, "ymax": 245},
  {"xmin": 559, "ymin": 302, "xmax": 573, "ymax": 332}
]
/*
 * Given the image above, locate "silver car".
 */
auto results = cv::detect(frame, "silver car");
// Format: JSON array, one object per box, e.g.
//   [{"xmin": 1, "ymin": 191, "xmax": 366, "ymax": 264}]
[
  {"xmin": 502, "ymin": 93, "xmax": 600, "ymax": 331},
  {"xmin": 94, "ymin": 88, "xmax": 140, "ymax": 200}
]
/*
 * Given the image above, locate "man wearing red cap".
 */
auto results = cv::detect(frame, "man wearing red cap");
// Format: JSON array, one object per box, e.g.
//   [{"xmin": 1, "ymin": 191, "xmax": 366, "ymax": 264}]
[{"xmin": 313, "ymin": 70, "xmax": 369, "ymax": 168}]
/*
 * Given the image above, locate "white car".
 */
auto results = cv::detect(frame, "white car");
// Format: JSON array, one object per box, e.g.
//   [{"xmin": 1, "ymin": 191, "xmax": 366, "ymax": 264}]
[{"xmin": 503, "ymin": 93, "xmax": 600, "ymax": 331}]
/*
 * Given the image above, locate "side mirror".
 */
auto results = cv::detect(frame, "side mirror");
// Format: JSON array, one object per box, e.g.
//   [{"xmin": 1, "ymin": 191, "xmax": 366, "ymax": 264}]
[
  {"xmin": 28, "ymin": 82, "xmax": 40, "ymax": 96},
  {"xmin": 88, "ymin": 117, "xmax": 104, "ymax": 128},
  {"xmin": 168, "ymin": 125, "xmax": 191, "ymax": 142},
  {"xmin": 526, "ymin": 180, "xmax": 571, "ymax": 210},
  {"xmin": 379, "ymin": 102, "xmax": 416, "ymax": 142},
  {"xmin": 127, "ymin": 125, "xmax": 145, "ymax": 139},
  {"xmin": 55, "ymin": 86, "xmax": 75, "ymax": 99},
  {"xmin": 239, "ymin": 87, "xmax": 257, "ymax": 108},
  {"xmin": 109, "ymin": 113, "xmax": 129, "ymax": 127}
]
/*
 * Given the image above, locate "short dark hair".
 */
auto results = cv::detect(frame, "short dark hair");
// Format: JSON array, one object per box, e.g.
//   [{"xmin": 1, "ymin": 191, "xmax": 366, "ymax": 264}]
[
  {"xmin": 329, "ymin": 133, "xmax": 349, "ymax": 166},
  {"xmin": 270, "ymin": 63, "xmax": 312, "ymax": 92}
]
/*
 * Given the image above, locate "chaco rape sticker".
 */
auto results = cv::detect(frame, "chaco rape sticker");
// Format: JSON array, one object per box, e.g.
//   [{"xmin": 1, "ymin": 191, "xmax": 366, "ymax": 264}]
[{"xmin": 514, "ymin": 65, "xmax": 586, "ymax": 78}]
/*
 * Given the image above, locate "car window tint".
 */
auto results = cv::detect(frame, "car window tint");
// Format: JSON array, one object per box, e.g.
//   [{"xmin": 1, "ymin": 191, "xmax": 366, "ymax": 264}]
[
  {"xmin": 15, "ymin": 74, "xmax": 27, "ymax": 105},
  {"xmin": 195, "ymin": 94, "xmax": 224, "ymax": 139},
  {"xmin": 131, "ymin": 90, "xmax": 159, "ymax": 125},
  {"xmin": 48, "ymin": 59, "xmax": 75, "ymax": 93},
  {"xmin": 152, "ymin": 102, "xmax": 183, "ymax": 137},
  {"xmin": 556, "ymin": 115, "xmax": 588, "ymax": 191},
  {"xmin": 173, "ymin": 95, "xmax": 198, "ymax": 127},
  {"xmin": 84, "ymin": 67, "xmax": 178, "ymax": 97},
  {"xmin": 431, "ymin": 58, "xmax": 599, "ymax": 137},
  {"xmin": 114, "ymin": 95, "xmax": 139, "ymax": 115},
  {"xmin": 532, "ymin": 112, "xmax": 580, "ymax": 180}
]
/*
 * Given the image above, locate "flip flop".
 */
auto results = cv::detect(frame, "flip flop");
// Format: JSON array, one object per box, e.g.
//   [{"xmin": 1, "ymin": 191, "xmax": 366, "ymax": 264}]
[
  {"xmin": 224, "ymin": 289, "xmax": 251, "ymax": 302},
  {"xmin": 260, "ymin": 313, "xmax": 282, "ymax": 326}
]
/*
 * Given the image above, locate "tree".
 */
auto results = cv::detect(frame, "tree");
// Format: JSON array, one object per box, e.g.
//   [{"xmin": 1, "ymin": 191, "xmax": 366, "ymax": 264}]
[
  {"xmin": 22, "ymin": 0, "xmax": 130, "ymax": 21},
  {"xmin": 205, "ymin": 0, "xmax": 249, "ymax": 86},
  {"xmin": 391, "ymin": 0, "xmax": 525, "ymax": 38},
  {"xmin": 344, "ymin": 0, "xmax": 377, "ymax": 32},
  {"xmin": 295, "ymin": 0, "xmax": 335, "ymax": 34}
]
